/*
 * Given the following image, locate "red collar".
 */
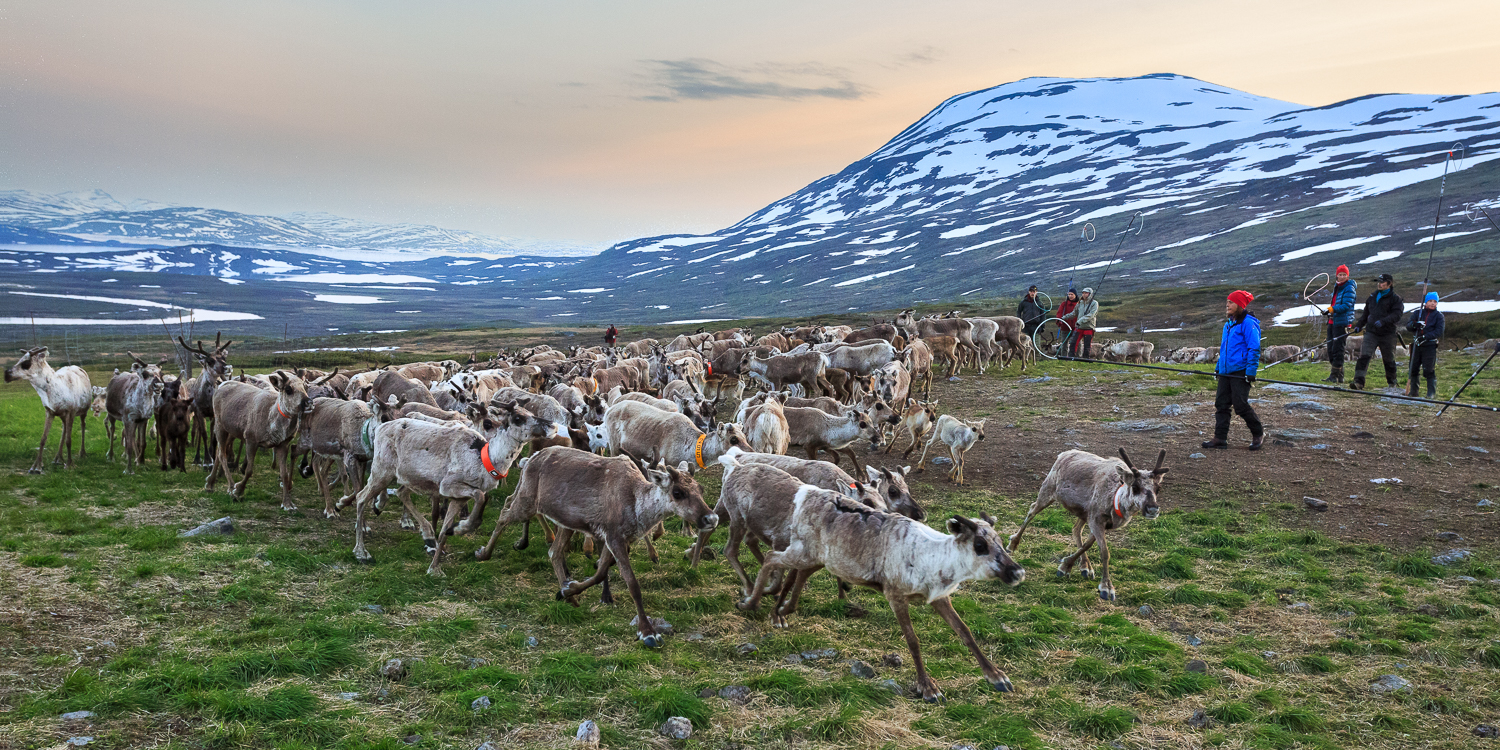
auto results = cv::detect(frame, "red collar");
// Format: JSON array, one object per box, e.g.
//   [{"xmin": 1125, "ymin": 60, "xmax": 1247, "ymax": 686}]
[
  {"xmin": 479, "ymin": 441, "xmax": 507, "ymax": 479},
  {"xmin": 276, "ymin": 401, "xmax": 292, "ymax": 419}
]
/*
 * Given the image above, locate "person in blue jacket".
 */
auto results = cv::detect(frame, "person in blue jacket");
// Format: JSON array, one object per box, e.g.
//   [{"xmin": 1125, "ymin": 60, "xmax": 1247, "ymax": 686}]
[
  {"xmin": 1323, "ymin": 264, "xmax": 1357, "ymax": 383},
  {"xmin": 1405, "ymin": 291, "xmax": 1444, "ymax": 399},
  {"xmin": 1204, "ymin": 290, "xmax": 1264, "ymax": 451}
]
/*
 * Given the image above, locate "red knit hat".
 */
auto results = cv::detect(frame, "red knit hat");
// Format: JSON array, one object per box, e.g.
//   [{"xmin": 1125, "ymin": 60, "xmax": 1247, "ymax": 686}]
[
  {"xmin": 1227, "ymin": 290, "xmax": 1254, "ymax": 309},
  {"xmin": 1336, "ymin": 264, "xmax": 1349, "ymax": 275}
]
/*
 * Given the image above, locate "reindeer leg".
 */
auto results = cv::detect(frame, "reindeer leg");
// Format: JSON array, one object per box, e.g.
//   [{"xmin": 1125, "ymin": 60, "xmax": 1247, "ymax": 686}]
[
  {"xmin": 424, "ymin": 498, "xmax": 465, "ymax": 578},
  {"xmin": 565, "ymin": 543, "xmax": 616, "ymax": 605},
  {"xmin": 841, "ymin": 447, "xmax": 864, "ymax": 478},
  {"xmin": 886, "ymin": 591, "xmax": 941, "ymax": 702},
  {"xmin": 745, "ymin": 537, "xmax": 783, "ymax": 596},
  {"xmin": 351, "ymin": 468, "xmax": 393, "ymax": 563},
  {"xmin": 644, "ymin": 522, "xmax": 662, "ymax": 565},
  {"xmin": 456, "ymin": 490, "xmax": 492, "ymax": 536},
  {"xmin": 551, "ymin": 528, "xmax": 580, "ymax": 602},
  {"xmin": 931, "ymin": 596, "xmax": 1013, "ymax": 693},
  {"xmin": 1008, "ymin": 484, "xmax": 1057, "ymax": 553},
  {"xmin": 512, "ymin": 518, "xmax": 533, "ymax": 550},
  {"xmin": 605, "ymin": 537, "xmax": 663, "ymax": 648},
  {"xmin": 77, "ymin": 410, "xmax": 88, "ymax": 462},
  {"xmin": 1090, "ymin": 519, "xmax": 1116, "ymax": 602},
  {"xmin": 234, "ymin": 443, "xmax": 258, "ymax": 500},
  {"xmin": 277, "ymin": 445, "xmax": 297, "ymax": 511},
  {"xmin": 776, "ymin": 566, "xmax": 823, "ymax": 626},
  {"xmin": 722, "ymin": 524, "xmax": 753, "ymax": 599}
]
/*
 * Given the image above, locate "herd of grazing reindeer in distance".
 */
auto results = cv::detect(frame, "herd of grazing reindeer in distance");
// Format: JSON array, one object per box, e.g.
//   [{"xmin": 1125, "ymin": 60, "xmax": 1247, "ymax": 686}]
[{"xmin": 4, "ymin": 312, "xmax": 1170, "ymax": 703}]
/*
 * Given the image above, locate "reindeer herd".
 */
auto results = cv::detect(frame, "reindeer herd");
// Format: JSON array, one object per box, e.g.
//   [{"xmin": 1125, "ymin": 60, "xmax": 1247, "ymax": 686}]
[{"xmin": 4, "ymin": 313, "xmax": 1172, "ymax": 703}]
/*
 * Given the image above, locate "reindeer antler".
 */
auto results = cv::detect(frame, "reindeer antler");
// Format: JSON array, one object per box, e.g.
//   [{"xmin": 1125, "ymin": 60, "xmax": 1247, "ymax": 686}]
[
  {"xmin": 1152, "ymin": 449, "xmax": 1167, "ymax": 474},
  {"xmin": 1117, "ymin": 447, "xmax": 1137, "ymax": 473},
  {"xmin": 125, "ymin": 350, "xmax": 149, "ymax": 367}
]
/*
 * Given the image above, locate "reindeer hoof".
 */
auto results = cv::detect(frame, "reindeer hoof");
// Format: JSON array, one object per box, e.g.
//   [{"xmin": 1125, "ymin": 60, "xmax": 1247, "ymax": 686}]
[
  {"xmin": 1080, "ymin": 569, "xmax": 1094, "ymax": 580},
  {"xmin": 452, "ymin": 521, "xmax": 471, "ymax": 536},
  {"xmin": 771, "ymin": 614, "xmax": 789, "ymax": 628},
  {"xmin": 354, "ymin": 551, "xmax": 372, "ymax": 564},
  {"xmin": 921, "ymin": 691, "xmax": 945, "ymax": 704},
  {"xmin": 1097, "ymin": 588, "xmax": 1116, "ymax": 602},
  {"xmin": 399, "ymin": 516, "xmax": 416, "ymax": 530},
  {"xmin": 27, "ymin": 468, "xmax": 43, "ymax": 475},
  {"xmin": 990, "ymin": 677, "xmax": 1014, "ymax": 693},
  {"xmin": 423, "ymin": 539, "xmax": 438, "ymax": 555},
  {"xmin": 323, "ymin": 510, "xmax": 339, "ymax": 520},
  {"xmin": 512, "ymin": 537, "xmax": 530, "ymax": 551},
  {"xmin": 1055, "ymin": 568, "xmax": 1069, "ymax": 578},
  {"xmin": 640, "ymin": 633, "xmax": 663, "ymax": 649},
  {"xmin": 736, "ymin": 599, "xmax": 756, "ymax": 612},
  {"xmin": 474, "ymin": 548, "xmax": 492, "ymax": 562}
]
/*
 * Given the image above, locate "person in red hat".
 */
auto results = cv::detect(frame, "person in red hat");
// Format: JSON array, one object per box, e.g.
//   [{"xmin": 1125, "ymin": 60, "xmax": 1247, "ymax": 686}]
[
  {"xmin": 1324, "ymin": 264, "xmax": 1357, "ymax": 382},
  {"xmin": 1205, "ymin": 290, "xmax": 1264, "ymax": 451}
]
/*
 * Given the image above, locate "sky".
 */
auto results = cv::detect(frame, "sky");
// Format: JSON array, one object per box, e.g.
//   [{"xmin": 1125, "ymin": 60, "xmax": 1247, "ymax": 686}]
[{"xmin": 3, "ymin": 1, "xmax": 1498, "ymax": 248}]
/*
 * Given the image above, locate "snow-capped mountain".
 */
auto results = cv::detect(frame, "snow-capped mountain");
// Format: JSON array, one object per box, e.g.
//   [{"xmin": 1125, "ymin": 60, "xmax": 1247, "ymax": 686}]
[
  {"xmin": 0, "ymin": 190, "xmax": 597, "ymax": 258},
  {"xmin": 281, "ymin": 212, "xmax": 598, "ymax": 257},
  {"xmin": 567, "ymin": 74, "xmax": 1498, "ymax": 313}
]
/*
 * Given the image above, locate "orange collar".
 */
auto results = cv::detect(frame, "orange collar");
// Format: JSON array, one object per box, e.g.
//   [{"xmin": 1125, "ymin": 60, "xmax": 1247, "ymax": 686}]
[
  {"xmin": 705, "ymin": 361, "xmax": 713, "ymax": 376},
  {"xmin": 694, "ymin": 433, "xmax": 707, "ymax": 469},
  {"xmin": 479, "ymin": 441, "xmax": 507, "ymax": 479},
  {"xmin": 276, "ymin": 401, "xmax": 292, "ymax": 419}
]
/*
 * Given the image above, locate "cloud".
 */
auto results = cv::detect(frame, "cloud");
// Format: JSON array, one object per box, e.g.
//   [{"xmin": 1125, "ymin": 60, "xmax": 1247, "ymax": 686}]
[{"xmin": 638, "ymin": 58, "xmax": 867, "ymax": 102}]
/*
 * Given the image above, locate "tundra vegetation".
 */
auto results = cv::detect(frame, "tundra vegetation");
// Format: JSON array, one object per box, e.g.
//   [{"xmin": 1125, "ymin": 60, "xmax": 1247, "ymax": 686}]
[{"xmin": 0, "ymin": 323, "xmax": 1497, "ymax": 750}]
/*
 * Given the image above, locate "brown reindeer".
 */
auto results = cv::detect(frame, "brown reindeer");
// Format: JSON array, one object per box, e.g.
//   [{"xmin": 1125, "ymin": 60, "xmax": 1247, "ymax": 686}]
[
  {"xmin": 477, "ymin": 447, "xmax": 718, "ymax": 647},
  {"xmin": 178, "ymin": 334, "xmax": 233, "ymax": 466},
  {"xmin": 204, "ymin": 370, "xmax": 313, "ymax": 510},
  {"xmin": 1007, "ymin": 448, "xmax": 1168, "ymax": 602}
]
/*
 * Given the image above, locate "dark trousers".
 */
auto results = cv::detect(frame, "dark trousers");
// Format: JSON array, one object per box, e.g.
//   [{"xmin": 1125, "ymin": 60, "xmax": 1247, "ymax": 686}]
[
  {"xmin": 1069, "ymin": 332, "xmax": 1094, "ymax": 359},
  {"xmin": 1354, "ymin": 331, "xmax": 1398, "ymax": 385},
  {"xmin": 1214, "ymin": 371, "xmax": 1262, "ymax": 441},
  {"xmin": 1409, "ymin": 343, "xmax": 1438, "ymax": 381},
  {"xmin": 1327, "ymin": 323, "xmax": 1348, "ymax": 367}
]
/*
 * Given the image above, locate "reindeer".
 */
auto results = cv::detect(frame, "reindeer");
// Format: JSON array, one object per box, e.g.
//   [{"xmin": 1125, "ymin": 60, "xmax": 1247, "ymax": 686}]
[
  {"xmin": 346, "ymin": 399, "xmax": 544, "ymax": 576},
  {"xmin": 477, "ymin": 447, "xmax": 718, "ymax": 647},
  {"xmin": 296, "ymin": 396, "xmax": 377, "ymax": 518},
  {"xmin": 916, "ymin": 414, "xmax": 985, "ymax": 485},
  {"xmin": 886, "ymin": 399, "xmax": 939, "ymax": 458},
  {"xmin": 156, "ymin": 380, "xmax": 192, "ymax": 472},
  {"xmin": 1007, "ymin": 448, "xmax": 1168, "ymax": 602},
  {"xmin": 178, "ymin": 334, "xmax": 233, "ymax": 466},
  {"xmin": 735, "ymin": 477, "xmax": 1025, "ymax": 702},
  {"xmin": 739, "ymin": 390, "xmax": 791, "ymax": 455},
  {"xmin": 5, "ymin": 347, "xmax": 93, "ymax": 473},
  {"xmin": 105, "ymin": 353, "xmax": 168, "ymax": 475},
  {"xmin": 894, "ymin": 309, "xmax": 979, "ymax": 372},
  {"xmin": 784, "ymin": 405, "xmax": 878, "ymax": 475},
  {"xmin": 745, "ymin": 350, "xmax": 833, "ymax": 397},
  {"xmin": 204, "ymin": 371, "xmax": 312, "ymax": 510}
]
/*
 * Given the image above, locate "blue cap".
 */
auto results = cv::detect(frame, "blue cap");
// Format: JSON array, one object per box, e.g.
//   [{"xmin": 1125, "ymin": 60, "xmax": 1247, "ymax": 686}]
[{"xmin": 1425, "ymin": 292, "xmax": 1439, "ymax": 304}]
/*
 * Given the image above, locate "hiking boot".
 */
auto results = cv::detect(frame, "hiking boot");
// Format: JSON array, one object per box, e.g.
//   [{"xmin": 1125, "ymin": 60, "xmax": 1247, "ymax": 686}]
[
  {"xmin": 1426, "ymin": 378, "xmax": 1436, "ymax": 400},
  {"xmin": 1201, "ymin": 439, "xmax": 1229, "ymax": 450},
  {"xmin": 1248, "ymin": 434, "xmax": 1265, "ymax": 452},
  {"xmin": 1349, "ymin": 378, "xmax": 1365, "ymax": 391},
  {"xmin": 1322, "ymin": 367, "xmax": 1343, "ymax": 383}
]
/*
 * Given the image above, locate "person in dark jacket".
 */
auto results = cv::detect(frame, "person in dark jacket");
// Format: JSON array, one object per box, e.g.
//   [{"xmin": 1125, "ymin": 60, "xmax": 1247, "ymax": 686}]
[
  {"xmin": 1349, "ymin": 273, "xmax": 1403, "ymax": 391},
  {"xmin": 1323, "ymin": 264, "xmax": 1357, "ymax": 383},
  {"xmin": 1204, "ymin": 290, "xmax": 1264, "ymax": 451},
  {"xmin": 1017, "ymin": 285, "xmax": 1047, "ymax": 338},
  {"xmin": 604, "ymin": 324, "xmax": 619, "ymax": 347},
  {"xmin": 1405, "ymin": 291, "xmax": 1444, "ymax": 399}
]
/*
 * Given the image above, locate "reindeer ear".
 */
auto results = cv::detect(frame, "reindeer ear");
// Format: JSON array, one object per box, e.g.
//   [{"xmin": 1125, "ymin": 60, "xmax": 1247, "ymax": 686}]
[
  {"xmin": 677, "ymin": 460, "xmax": 694, "ymax": 476},
  {"xmin": 1116, "ymin": 465, "xmax": 1134, "ymax": 484},
  {"xmin": 268, "ymin": 372, "xmax": 285, "ymax": 390},
  {"xmin": 945, "ymin": 515, "xmax": 978, "ymax": 535},
  {"xmin": 864, "ymin": 464, "xmax": 882, "ymax": 483},
  {"xmin": 980, "ymin": 511, "xmax": 996, "ymax": 526}
]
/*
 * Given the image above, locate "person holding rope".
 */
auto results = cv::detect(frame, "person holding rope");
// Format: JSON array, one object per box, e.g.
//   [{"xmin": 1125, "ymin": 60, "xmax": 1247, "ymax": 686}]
[
  {"xmin": 1204, "ymin": 290, "xmax": 1265, "ymax": 452},
  {"xmin": 1349, "ymin": 273, "xmax": 1403, "ymax": 391},
  {"xmin": 1018, "ymin": 285, "xmax": 1046, "ymax": 338},
  {"xmin": 1065, "ymin": 287, "xmax": 1099, "ymax": 359},
  {"xmin": 1405, "ymin": 292, "xmax": 1444, "ymax": 399},
  {"xmin": 1055, "ymin": 289, "xmax": 1078, "ymax": 356},
  {"xmin": 1323, "ymin": 264, "xmax": 1357, "ymax": 383}
]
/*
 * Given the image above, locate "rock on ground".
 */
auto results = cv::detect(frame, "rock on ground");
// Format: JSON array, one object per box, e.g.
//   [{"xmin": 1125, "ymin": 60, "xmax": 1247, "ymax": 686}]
[
  {"xmin": 659, "ymin": 716, "xmax": 693, "ymax": 740},
  {"xmin": 1371, "ymin": 674, "xmax": 1412, "ymax": 693},
  {"xmin": 576, "ymin": 720, "xmax": 600, "ymax": 746}
]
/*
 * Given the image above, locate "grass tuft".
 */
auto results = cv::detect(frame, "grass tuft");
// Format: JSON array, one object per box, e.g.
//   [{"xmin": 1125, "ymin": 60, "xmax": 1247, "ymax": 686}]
[{"xmin": 628, "ymin": 684, "xmax": 710, "ymax": 728}]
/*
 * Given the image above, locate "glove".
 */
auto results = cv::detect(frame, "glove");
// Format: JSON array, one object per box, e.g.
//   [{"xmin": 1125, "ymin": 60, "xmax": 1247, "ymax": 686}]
[
  {"xmin": 1245, "ymin": 375, "xmax": 1256, "ymax": 384},
  {"xmin": 1352, "ymin": 327, "xmax": 1363, "ymax": 334}
]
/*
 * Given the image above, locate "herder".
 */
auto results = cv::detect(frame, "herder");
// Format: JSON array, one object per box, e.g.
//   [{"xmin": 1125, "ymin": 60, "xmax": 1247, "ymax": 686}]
[
  {"xmin": 1323, "ymin": 264, "xmax": 1357, "ymax": 383},
  {"xmin": 1349, "ymin": 273, "xmax": 1403, "ymax": 391},
  {"xmin": 1203, "ymin": 290, "xmax": 1264, "ymax": 452},
  {"xmin": 1405, "ymin": 292, "xmax": 1444, "ymax": 399}
]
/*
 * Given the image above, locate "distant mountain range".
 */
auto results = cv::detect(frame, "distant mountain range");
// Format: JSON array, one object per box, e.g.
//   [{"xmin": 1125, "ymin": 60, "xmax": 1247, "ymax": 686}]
[
  {"xmin": 0, "ymin": 189, "xmax": 599, "ymax": 258},
  {"xmin": 3, "ymin": 74, "xmax": 1497, "ymax": 331}
]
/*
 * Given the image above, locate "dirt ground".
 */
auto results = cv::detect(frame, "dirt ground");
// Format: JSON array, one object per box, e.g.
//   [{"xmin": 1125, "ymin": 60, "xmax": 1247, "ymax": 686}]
[{"xmin": 888, "ymin": 360, "xmax": 1499, "ymax": 552}]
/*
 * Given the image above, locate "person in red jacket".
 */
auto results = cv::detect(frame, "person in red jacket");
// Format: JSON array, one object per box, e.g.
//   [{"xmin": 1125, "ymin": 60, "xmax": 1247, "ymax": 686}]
[{"xmin": 1054, "ymin": 289, "xmax": 1078, "ymax": 356}]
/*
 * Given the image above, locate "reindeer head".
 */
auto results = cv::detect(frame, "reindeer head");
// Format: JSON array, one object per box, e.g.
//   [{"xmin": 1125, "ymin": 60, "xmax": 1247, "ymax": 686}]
[
  {"xmin": 5, "ymin": 347, "xmax": 51, "ymax": 384},
  {"xmin": 631, "ymin": 451, "xmax": 718, "ymax": 533},
  {"xmin": 865, "ymin": 464, "xmax": 925, "ymax": 521},
  {"xmin": 586, "ymin": 422, "xmax": 609, "ymax": 454},
  {"xmin": 946, "ymin": 513, "xmax": 1025, "ymax": 586},
  {"xmin": 267, "ymin": 370, "xmax": 313, "ymax": 418},
  {"xmin": 969, "ymin": 418, "xmax": 986, "ymax": 442},
  {"xmin": 1116, "ymin": 448, "xmax": 1169, "ymax": 520},
  {"xmin": 492, "ymin": 397, "xmax": 545, "ymax": 440},
  {"xmin": 712, "ymin": 421, "xmax": 749, "ymax": 453}
]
